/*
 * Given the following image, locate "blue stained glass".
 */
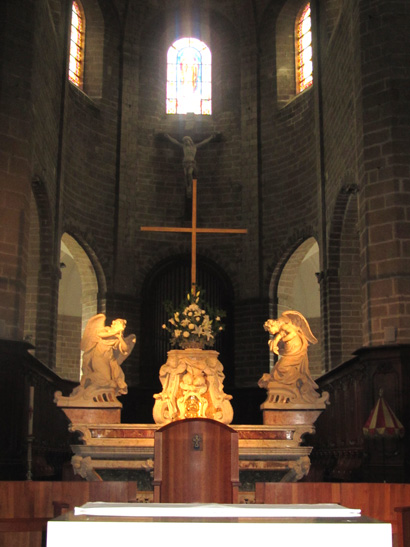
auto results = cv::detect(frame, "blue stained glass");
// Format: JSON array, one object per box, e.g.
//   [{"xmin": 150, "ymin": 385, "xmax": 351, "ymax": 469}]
[{"xmin": 166, "ymin": 37, "xmax": 212, "ymax": 115}]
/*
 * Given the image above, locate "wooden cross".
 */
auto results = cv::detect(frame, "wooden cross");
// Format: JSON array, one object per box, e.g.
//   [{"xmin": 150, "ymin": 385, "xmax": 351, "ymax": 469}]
[{"xmin": 141, "ymin": 179, "xmax": 247, "ymax": 291}]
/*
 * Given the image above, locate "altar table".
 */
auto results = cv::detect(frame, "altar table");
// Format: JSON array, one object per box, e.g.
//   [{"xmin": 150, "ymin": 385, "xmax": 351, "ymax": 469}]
[{"xmin": 46, "ymin": 503, "xmax": 392, "ymax": 547}]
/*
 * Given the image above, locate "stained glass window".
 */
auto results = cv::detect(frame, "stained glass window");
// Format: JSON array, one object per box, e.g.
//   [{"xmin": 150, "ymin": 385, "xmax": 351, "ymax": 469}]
[
  {"xmin": 69, "ymin": 1, "xmax": 85, "ymax": 88},
  {"xmin": 296, "ymin": 3, "xmax": 313, "ymax": 93},
  {"xmin": 166, "ymin": 37, "xmax": 212, "ymax": 115}
]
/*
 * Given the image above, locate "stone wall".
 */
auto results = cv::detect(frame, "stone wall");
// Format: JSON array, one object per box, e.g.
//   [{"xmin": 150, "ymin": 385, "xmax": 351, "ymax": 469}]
[
  {"xmin": 55, "ymin": 315, "xmax": 81, "ymax": 382},
  {"xmin": 1, "ymin": 0, "xmax": 409, "ymax": 391}
]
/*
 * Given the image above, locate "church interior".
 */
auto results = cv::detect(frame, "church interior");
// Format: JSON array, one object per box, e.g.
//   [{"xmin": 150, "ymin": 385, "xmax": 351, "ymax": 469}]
[{"xmin": 1, "ymin": 0, "xmax": 410, "ymax": 543}]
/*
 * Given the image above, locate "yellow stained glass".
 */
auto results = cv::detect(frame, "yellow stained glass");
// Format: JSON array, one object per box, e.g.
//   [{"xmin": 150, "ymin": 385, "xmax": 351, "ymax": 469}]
[
  {"xmin": 68, "ymin": 1, "xmax": 85, "ymax": 88},
  {"xmin": 296, "ymin": 3, "xmax": 313, "ymax": 93}
]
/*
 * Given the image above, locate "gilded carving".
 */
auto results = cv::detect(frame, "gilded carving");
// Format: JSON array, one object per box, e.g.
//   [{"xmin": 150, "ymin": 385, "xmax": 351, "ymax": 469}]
[{"xmin": 153, "ymin": 349, "xmax": 233, "ymax": 425}]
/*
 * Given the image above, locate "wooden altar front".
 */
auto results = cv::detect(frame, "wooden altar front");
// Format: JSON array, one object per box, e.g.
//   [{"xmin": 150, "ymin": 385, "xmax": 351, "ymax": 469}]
[{"xmin": 153, "ymin": 418, "xmax": 239, "ymax": 503}]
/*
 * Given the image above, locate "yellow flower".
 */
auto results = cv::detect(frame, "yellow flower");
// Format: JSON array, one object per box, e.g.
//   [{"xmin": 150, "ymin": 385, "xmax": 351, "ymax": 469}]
[{"xmin": 183, "ymin": 331, "xmax": 190, "ymax": 338}]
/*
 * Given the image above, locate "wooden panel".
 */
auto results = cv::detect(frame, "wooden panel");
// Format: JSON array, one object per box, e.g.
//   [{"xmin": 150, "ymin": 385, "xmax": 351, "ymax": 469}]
[
  {"xmin": 312, "ymin": 345, "xmax": 410, "ymax": 483},
  {"xmin": 0, "ymin": 482, "xmax": 139, "ymax": 547},
  {"xmin": 154, "ymin": 418, "xmax": 239, "ymax": 503},
  {"xmin": 1, "ymin": 481, "xmax": 409, "ymax": 547},
  {"xmin": 0, "ymin": 531, "xmax": 43, "ymax": 547},
  {"xmin": 395, "ymin": 507, "xmax": 410, "ymax": 547},
  {"xmin": 0, "ymin": 481, "xmax": 138, "ymax": 518},
  {"xmin": 256, "ymin": 482, "xmax": 410, "ymax": 544},
  {"xmin": 255, "ymin": 482, "xmax": 341, "ymax": 504}
]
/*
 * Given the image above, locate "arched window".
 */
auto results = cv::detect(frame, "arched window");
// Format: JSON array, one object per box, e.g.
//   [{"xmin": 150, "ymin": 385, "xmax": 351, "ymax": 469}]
[
  {"xmin": 68, "ymin": 1, "xmax": 85, "ymax": 88},
  {"xmin": 295, "ymin": 3, "xmax": 313, "ymax": 93},
  {"xmin": 166, "ymin": 37, "xmax": 212, "ymax": 115}
]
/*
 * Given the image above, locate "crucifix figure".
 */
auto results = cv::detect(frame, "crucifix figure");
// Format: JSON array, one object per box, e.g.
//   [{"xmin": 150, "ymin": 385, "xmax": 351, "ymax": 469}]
[
  {"xmin": 162, "ymin": 133, "xmax": 219, "ymax": 199},
  {"xmin": 141, "ymin": 179, "xmax": 247, "ymax": 292}
]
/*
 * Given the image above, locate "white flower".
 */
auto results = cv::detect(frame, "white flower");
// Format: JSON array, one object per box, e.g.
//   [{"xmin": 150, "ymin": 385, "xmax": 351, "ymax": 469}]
[{"xmin": 164, "ymin": 289, "xmax": 224, "ymax": 348}]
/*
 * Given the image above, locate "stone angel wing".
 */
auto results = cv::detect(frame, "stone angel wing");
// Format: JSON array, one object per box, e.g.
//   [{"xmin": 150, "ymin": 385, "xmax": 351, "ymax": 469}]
[
  {"xmin": 80, "ymin": 313, "xmax": 107, "ymax": 352},
  {"xmin": 281, "ymin": 310, "xmax": 318, "ymax": 345}
]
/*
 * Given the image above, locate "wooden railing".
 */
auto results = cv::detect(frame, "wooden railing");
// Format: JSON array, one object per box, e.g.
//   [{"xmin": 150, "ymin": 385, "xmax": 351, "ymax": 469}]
[
  {"xmin": 256, "ymin": 482, "xmax": 410, "ymax": 546},
  {"xmin": 0, "ymin": 481, "xmax": 139, "ymax": 547},
  {"xmin": 1, "ymin": 481, "xmax": 409, "ymax": 547}
]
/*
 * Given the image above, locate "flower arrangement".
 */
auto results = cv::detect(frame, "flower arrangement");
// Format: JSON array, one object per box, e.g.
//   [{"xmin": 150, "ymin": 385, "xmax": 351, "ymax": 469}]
[{"xmin": 162, "ymin": 288, "xmax": 225, "ymax": 349}]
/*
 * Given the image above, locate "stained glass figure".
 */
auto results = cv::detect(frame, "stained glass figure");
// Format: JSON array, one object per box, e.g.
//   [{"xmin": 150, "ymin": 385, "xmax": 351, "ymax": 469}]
[
  {"xmin": 69, "ymin": 1, "xmax": 85, "ymax": 88},
  {"xmin": 296, "ymin": 3, "xmax": 313, "ymax": 93},
  {"xmin": 167, "ymin": 38, "xmax": 212, "ymax": 115}
]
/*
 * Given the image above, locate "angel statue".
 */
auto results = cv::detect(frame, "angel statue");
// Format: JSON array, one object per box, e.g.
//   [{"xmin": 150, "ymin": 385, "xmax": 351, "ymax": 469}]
[
  {"xmin": 258, "ymin": 311, "xmax": 327, "ymax": 405},
  {"xmin": 78, "ymin": 314, "xmax": 136, "ymax": 398}
]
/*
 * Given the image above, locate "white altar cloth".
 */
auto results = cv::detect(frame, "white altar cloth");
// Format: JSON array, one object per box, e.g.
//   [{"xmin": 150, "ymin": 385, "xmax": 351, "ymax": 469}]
[
  {"xmin": 74, "ymin": 502, "xmax": 361, "ymax": 518},
  {"xmin": 47, "ymin": 503, "xmax": 392, "ymax": 547}
]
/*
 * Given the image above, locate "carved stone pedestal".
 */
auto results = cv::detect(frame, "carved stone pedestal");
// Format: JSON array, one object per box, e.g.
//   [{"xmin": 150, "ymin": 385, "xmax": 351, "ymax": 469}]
[
  {"xmin": 153, "ymin": 349, "xmax": 233, "ymax": 425},
  {"xmin": 260, "ymin": 389, "xmax": 329, "ymax": 444},
  {"xmin": 54, "ymin": 389, "xmax": 122, "ymax": 424},
  {"xmin": 262, "ymin": 408, "xmax": 324, "ymax": 426}
]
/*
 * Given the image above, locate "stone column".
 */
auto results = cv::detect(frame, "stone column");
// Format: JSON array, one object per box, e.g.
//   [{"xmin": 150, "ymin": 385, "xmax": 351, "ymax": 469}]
[
  {"xmin": 357, "ymin": 0, "xmax": 410, "ymax": 346},
  {"xmin": 0, "ymin": 1, "xmax": 35, "ymax": 340}
]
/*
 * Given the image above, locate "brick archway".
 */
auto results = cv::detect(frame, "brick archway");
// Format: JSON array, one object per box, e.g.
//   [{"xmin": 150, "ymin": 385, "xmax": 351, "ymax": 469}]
[
  {"xmin": 56, "ymin": 233, "xmax": 103, "ymax": 381},
  {"xmin": 326, "ymin": 188, "xmax": 362, "ymax": 368}
]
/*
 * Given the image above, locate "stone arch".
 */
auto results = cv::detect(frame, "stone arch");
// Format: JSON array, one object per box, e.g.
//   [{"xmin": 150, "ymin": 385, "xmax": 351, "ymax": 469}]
[
  {"xmin": 269, "ymin": 236, "xmax": 321, "ymax": 378},
  {"xmin": 25, "ymin": 177, "xmax": 59, "ymax": 368},
  {"xmin": 326, "ymin": 185, "xmax": 362, "ymax": 368},
  {"xmin": 140, "ymin": 253, "xmax": 234, "ymax": 389},
  {"xmin": 56, "ymin": 232, "xmax": 105, "ymax": 380}
]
